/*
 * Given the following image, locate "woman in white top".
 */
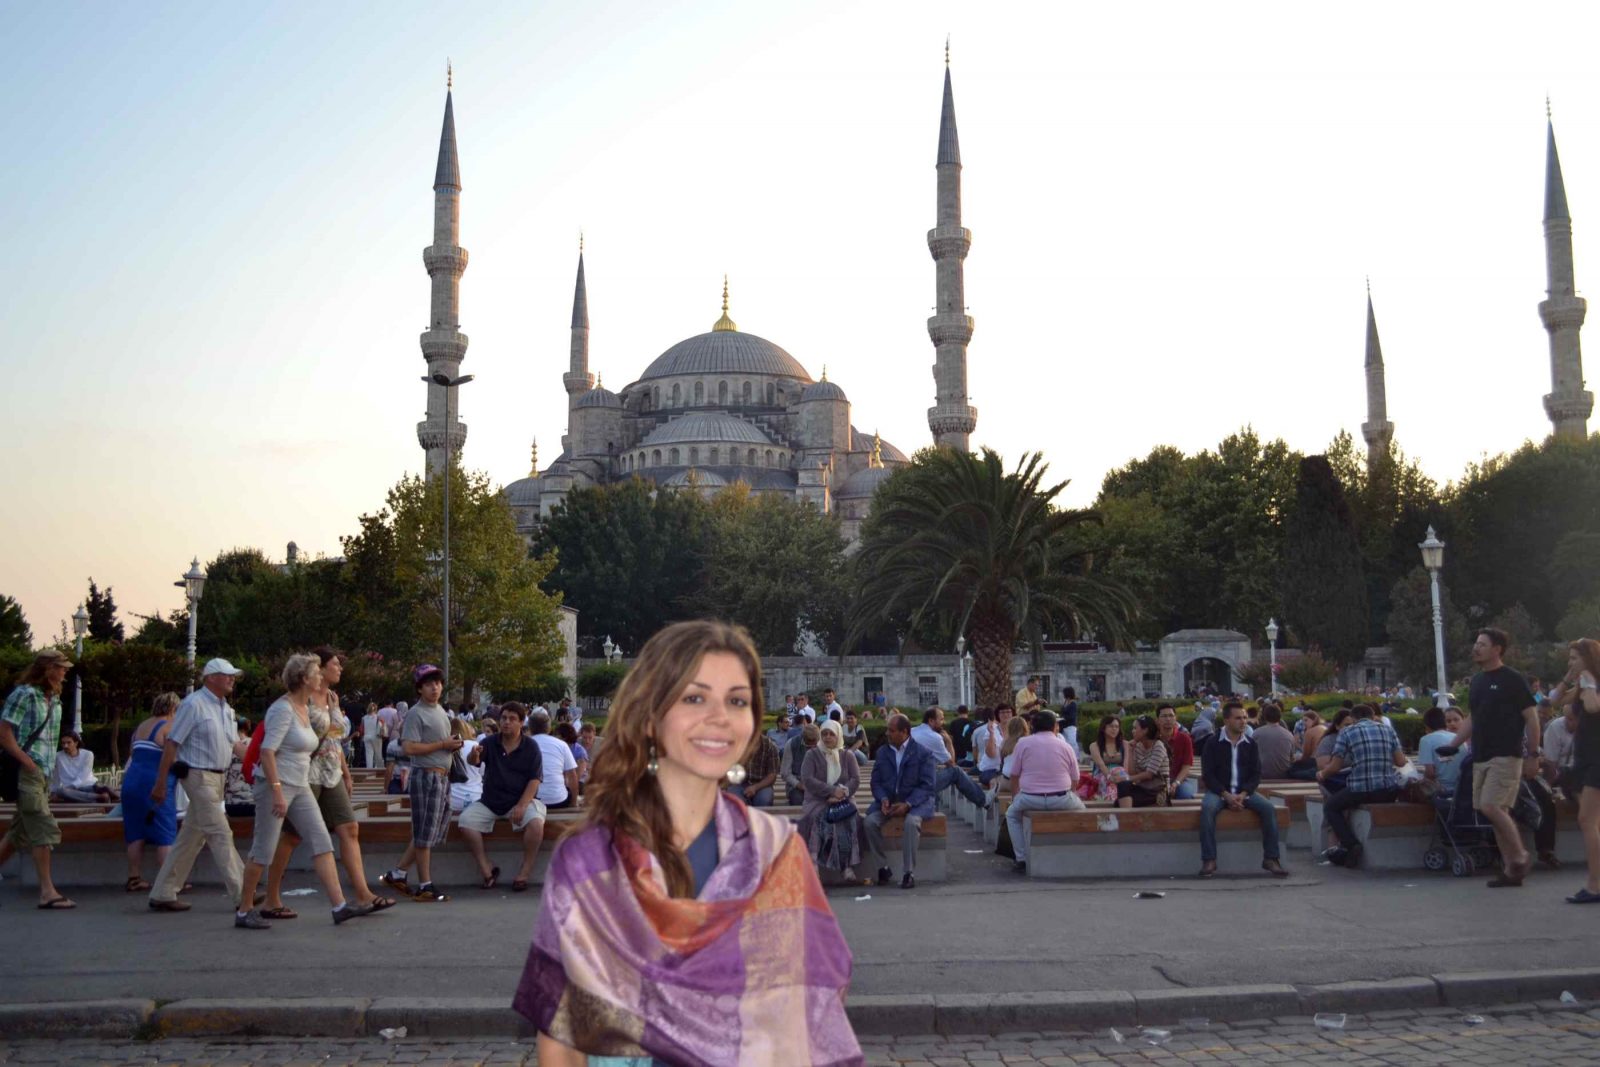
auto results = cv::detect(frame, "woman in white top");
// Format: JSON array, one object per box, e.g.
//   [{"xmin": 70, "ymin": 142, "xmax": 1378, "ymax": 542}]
[
  {"xmin": 49, "ymin": 734, "xmax": 117, "ymax": 802},
  {"xmin": 449, "ymin": 718, "xmax": 483, "ymax": 812},
  {"xmin": 234, "ymin": 654, "xmax": 372, "ymax": 930}
]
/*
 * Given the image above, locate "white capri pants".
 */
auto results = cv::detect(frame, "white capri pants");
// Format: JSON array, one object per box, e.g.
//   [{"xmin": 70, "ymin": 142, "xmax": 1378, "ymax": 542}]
[{"xmin": 248, "ymin": 779, "xmax": 334, "ymax": 864}]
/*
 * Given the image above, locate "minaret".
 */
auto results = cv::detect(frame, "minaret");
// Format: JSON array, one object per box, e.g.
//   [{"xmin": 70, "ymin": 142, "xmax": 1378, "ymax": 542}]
[
  {"xmin": 1360, "ymin": 283, "xmax": 1394, "ymax": 470},
  {"xmin": 416, "ymin": 65, "xmax": 469, "ymax": 474},
  {"xmin": 561, "ymin": 238, "xmax": 593, "ymax": 453},
  {"xmin": 926, "ymin": 42, "xmax": 977, "ymax": 450},
  {"xmin": 1541, "ymin": 106, "xmax": 1593, "ymax": 439}
]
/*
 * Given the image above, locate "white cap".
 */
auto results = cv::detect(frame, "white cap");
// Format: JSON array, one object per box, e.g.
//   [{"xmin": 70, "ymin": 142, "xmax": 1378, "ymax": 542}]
[{"xmin": 201, "ymin": 658, "xmax": 244, "ymax": 677}]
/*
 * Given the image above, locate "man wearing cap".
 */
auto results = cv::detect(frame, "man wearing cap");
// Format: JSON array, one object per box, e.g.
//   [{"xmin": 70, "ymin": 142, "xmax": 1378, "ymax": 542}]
[
  {"xmin": 148, "ymin": 659, "xmax": 249, "ymax": 912},
  {"xmin": 381, "ymin": 665, "xmax": 460, "ymax": 902},
  {"xmin": 0, "ymin": 649, "xmax": 75, "ymax": 908}
]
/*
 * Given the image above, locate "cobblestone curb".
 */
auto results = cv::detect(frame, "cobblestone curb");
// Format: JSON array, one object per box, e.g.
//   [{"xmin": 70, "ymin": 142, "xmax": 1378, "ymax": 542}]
[{"xmin": 2, "ymin": 968, "xmax": 1598, "ymax": 1040}]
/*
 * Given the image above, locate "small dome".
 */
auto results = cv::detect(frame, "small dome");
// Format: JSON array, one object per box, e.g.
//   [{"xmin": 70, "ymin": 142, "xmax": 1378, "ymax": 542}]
[
  {"xmin": 663, "ymin": 469, "xmax": 729, "ymax": 488},
  {"xmin": 801, "ymin": 379, "xmax": 847, "ymax": 402},
  {"xmin": 637, "ymin": 331, "xmax": 812, "ymax": 383},
  {"xmin": 838, "ymin": 465, "xmax": 896, "ymax": 499},
  {"xmin": 575, "ymin": 386, "xmax": 621, "ymax": 409},
  {"xmin": 639, "ymin": 412, "xmax": 775, "ymax": 448},
  {"xmin": 504, "ymin": 476, "xmax": 542, "ymax": 507},
  {"xmin": 851, "ymin": 426, "xmax": 907, "ymax": 464}
]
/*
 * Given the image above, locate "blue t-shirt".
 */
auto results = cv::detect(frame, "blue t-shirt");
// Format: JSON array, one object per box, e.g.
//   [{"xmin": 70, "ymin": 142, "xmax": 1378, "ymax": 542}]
[
  {"xmin": 1417, "ymin": 728, "xmax": 1463, "ymax": 794},
  {"xmin": 685, "ymin": 817, "xmax": 719, "ymax": 896}
]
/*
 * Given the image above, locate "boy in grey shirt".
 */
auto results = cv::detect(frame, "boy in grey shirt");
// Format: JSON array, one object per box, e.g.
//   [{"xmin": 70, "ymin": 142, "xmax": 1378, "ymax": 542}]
[{"xmin": 381, "ymin": 664, "xmax": 461, "ymax": 902}]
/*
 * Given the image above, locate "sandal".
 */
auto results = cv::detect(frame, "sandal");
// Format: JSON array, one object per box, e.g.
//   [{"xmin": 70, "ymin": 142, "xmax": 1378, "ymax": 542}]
[
  {"xmin": 411, "ymin": 884, "xmax": 450, "ymax": 903},
  {"xmin": 258, "ymin": 906, "xmax": 298, "ymax": 920},
  {"xmin": 125, "ymin": 877, "xmax": 151, "ymax": 893},
  {"xmin": 511, "ymin": 878, "xmax": 529, "ymax": 892},
  {"xmin": 480, "ymin": 866, "xmax": 500, "ymax": 890},
  {"xmin": 38, "ymin": 896, "xmax": 77, "ymax": 910},
  {"xmin": 368, "ymin": 896, "xmax": 398, "ymax": 911}
]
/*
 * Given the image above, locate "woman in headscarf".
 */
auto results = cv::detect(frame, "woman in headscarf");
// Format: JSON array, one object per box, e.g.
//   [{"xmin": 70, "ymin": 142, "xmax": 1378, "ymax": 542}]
[
  {"xmin": 801, "ymin": 718, "xmax": 864, "ymax": 885},
  {"xmin": 514, "ymin": 620, "xmax": 862, "ymax": 1067}
]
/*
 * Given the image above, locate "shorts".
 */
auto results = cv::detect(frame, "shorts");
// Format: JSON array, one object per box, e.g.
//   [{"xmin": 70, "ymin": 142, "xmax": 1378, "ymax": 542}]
[
  {"xmin": 4, "ymin": 768, "xmax": 60, "ymax": 850},
  {"xmin": 409, "ymin": 768, "xmax": 452, "ymax": 849},
  {"xmin": 311, "ymin": 780, "xmax": 357, "ymax": 830},
  {"xmin": 1571, "ymin": 762, "xmax": 1600, "ymax": 793},
  {"xmin": 1473, "ymin": 756, "xmax": 1522, "ymax": 810},
  {"xmin": 458, "ymin": 798, "xmax": 545, "ymax": 833}
]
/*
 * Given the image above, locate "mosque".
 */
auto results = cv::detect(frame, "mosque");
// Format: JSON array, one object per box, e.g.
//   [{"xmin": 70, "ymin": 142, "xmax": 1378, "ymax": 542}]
[{"xmin": 412, "ymin": 60, "xmax": 979, "ymax": 543}]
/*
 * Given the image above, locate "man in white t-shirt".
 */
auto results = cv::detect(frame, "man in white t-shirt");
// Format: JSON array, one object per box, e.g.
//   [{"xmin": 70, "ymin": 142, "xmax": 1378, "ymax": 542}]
[
  {"xmin": 969, "ymin": 706, "xmax": 1010, "ymax": 787},
  {"xmin": 821, "ymin": 689, "xmax": 845, "ymax": 721},
  {"xmin": 794, "ymin": 693, "xmax": 817, "ymax": 723},
  {"xmin": 527, "ymin": 711, "xmax": 579, "ymax": 810}
]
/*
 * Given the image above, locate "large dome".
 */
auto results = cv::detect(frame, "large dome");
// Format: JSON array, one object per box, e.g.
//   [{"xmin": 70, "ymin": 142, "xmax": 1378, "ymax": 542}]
[{"xmin": 637, "ymin": 330, "xmax": 812, "ymax": 383}]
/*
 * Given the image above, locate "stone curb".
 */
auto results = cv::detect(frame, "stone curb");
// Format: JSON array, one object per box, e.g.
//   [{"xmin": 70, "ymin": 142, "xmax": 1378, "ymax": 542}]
[{"xmin": 1, "ymin": 969, "xmax": 1598, "ymax": 1040}]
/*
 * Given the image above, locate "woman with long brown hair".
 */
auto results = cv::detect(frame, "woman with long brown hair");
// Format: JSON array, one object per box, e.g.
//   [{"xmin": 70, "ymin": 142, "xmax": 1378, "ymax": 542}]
[
  {"xmin": 514, "ymin": 619, "xmax": 862, "ymax": 1067},
  {"xmin": 1552, "ymin": 637, "xmax": 1600, "ymax": 903}
]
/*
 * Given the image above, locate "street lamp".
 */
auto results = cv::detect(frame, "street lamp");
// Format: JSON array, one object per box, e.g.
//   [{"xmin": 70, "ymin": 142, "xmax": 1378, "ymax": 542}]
[
  {"xmin": 71, "ymin": 605, "xmax": 88, "ymax": 735},
  {"xmin": 1265, "ymin": 618, "xmax": 1279, "ymax": 697},
  {"xmin": 602, "ymin": 635, "xmax": 616, "ymax": 664},
  {"xmin": 1418, "ymin": 525, "xmax": 1449, "ymax": 707},
  {"xmin": 955, "ymin": 636, "xmax": 967, "ymax": 707},
  {"xmin": 174, "ymin": 558, "xmax": 207, "ymax": 693},
  {"xmin": 423, "ymin": 371, "xmax": 474, "ymax": 694}
]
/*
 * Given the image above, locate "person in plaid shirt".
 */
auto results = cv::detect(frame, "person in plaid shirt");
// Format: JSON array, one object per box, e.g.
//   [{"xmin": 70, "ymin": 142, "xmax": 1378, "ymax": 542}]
[
  {"xmin": 0, "ymin": 649, "xmax": 75, "ymax": 908},
  {"xmin": 1316, "ymin": 703, "xmax": 1406, "ymax": 868},
  {"xmin": 725, "ymin": 731, "xmax": 781, "ymax": 807}
]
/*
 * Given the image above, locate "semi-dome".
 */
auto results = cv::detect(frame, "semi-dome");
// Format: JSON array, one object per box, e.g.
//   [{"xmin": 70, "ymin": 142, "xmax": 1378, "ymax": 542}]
[
  {"xmin": 838, "ymin": 464, "xmax": 896, "ymax": 499},
  {"xmin": 504, "ymin": 476, "xmax": 542, "ymax": 507},
  {"xmin": 851, "ymin": 426, "xmax": 908, "ymax": 464},
  {"xmin": 574, "ymin": 386, "xmax": 621, "ymax": 409},
  {"xmin": 639, "ymin": 412, "xmax": 775, "ymax": 448},
  {"xmin": 663, "ymin": 468, "xmax": 729, "ymax": 488},
  {"xmin": 801, "ymin": 379, "xmax": 847, "ymax": 402},
  {"xmin": 637, "ymin": 330, "xmax": 812, "ymax": 383}
]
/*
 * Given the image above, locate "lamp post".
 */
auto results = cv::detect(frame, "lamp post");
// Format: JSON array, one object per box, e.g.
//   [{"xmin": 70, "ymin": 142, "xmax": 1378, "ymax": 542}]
[
  {"xmin": 1265, "ymin": 618, "xmax": 1279, "ymax": 698},
  {"xmin": 423, "ymin": 372, "xmax": 474, "ymax": 695},
  {"xmin": 71, "ymin": 605, "xmax": 88, "ymax": 735},
  {"xmin": 1418, "ymin": 525, "xmax": 1449, "ymax": 707},
  {"xmin": 173, "ymin": 558, "xmax": 207, "ymax": 693},
  {"xmin": 955, "ymin": 636, "xmax": 967, "ymax": 707}
]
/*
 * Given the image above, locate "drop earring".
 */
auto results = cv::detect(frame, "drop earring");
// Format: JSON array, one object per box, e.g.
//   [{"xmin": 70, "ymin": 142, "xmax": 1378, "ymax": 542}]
[
  {"xmin": 647, "ymin": 742, "xmax": 659, "ymax": 776},
  {"xmin": 725, "ymin": 763, "xmax": 747, "ymax": 786}
]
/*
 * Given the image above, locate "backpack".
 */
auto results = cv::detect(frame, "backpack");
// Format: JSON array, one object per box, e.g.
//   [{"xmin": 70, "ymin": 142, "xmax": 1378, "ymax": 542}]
[{"xmin": 242, "ymin": 722, "xmax": 266, "ymax": 785}]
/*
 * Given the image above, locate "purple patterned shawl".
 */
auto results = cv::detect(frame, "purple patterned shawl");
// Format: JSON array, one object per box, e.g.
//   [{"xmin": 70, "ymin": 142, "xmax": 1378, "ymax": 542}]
[{"xmin": 513, "ymin": 791, "xmax": 863, "ymax": 1067}]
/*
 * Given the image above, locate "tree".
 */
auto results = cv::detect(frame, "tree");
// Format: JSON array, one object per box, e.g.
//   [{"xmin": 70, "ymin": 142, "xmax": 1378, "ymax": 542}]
[
  {"xmin": 694, "ymin": 486, "xmax": 851, "ymax": 655},
  {"xmin": 1386, "ymin": 566, "xmax": 1470, "ymax": 690},
  {"xmin": 1282, "ymin": 456, "xmax": 1370, "ymax": 666},
  {"xmin": 376, "ymin": 460, "xmax": 566, "ymax": 701},
  {"xmin": 577, "ymin": 662, "xmax": 629, "ymax": 701},
  {"xmin": 1277, "ymin": 648, "xmax": 1340, "ymax": 692},
  {"xmin": 129, "ymin": 608, "xmax": 188, "ymax": 653},
  {"xmin": 535, "ymin": 478, "xmax": 710, "ymax": 654},
  {"xmin": 846, "ymin": 448, "xmax": 1138, "ymax": 708},
  {"xmin": 85, "ymin": 579, "xmax": 124, "ymax": 643},
  {"xmin": 0, "ymin": 594, "xmax": 30, "ymax": 651},
  {"xmin": 77, "ymin": 641, "xmax": 189, "ymax": 766}
]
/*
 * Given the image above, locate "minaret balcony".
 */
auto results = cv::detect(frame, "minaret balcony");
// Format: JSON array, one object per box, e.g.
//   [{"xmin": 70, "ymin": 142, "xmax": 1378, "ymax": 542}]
[
  {"xmin": 416, "ymin": 420, "xmax": 469, "ymax": 452},
  {"xmin": 1544, "ymin": 390, "xmax": 1595, "ymax": 424},
  {"xmin": 926, "ymin": 226, "xmax": 972, "ymax": 260},
  {"xmin": 423, "ymin": 244, "xmax": 469, "ymax": 276},
  {"xmin": 1361, "ymin": 419, "xmax": 1394, "ymax": 444},
  {"xmin": 927, "ymin": 404, "xmax": 978, "ymax": 437},
  {"xmin": 926, "ymin": 313, "xmax": 975, "ymax": 346},
  {"xmin": 1539, "ymin": 297, "xmax": 1587, "ymax": 330},
  {"xmin": 563, "ymin": 372, "xmax": 596, "ymax": 396},
  {"xmin": 420, "ymin": 330, "xmax": 469, "ymax": 363}
]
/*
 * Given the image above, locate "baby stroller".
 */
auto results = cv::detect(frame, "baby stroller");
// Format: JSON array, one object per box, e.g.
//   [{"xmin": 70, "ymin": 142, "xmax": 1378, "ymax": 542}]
[{"xmin": 1422, "ymin": 752, "xmax": 1544, "ymax": 877}]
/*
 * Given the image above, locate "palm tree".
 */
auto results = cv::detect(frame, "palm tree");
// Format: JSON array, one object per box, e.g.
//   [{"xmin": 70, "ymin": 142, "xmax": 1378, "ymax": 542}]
[{"xmin": 845, "ymin": 448, "xmax": 1138, "ymax": 709}]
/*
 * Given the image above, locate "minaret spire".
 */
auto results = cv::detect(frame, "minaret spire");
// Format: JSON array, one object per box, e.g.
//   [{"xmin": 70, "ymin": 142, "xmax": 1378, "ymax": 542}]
[
  {"xmin": 1540, "ymin": 107, "xmax": 1593, "ymax": 439},
  {"xmin": 1360, "ymin": 285, "xmax": 1394, "ymax": 471},
  {"xmin": 713, "ymin": 275, "xmax": 737, "ymax": 332},
  {"xmin": 417, "ymin": 72, "xmax": 469, "ymax": 473},
  {"xmin": 561, "ymin": 237, "xmax": 594, "ymax": 452},
  {"xmin": 926, "ymin": 46, "xmax": 977, "ymax": 450}
]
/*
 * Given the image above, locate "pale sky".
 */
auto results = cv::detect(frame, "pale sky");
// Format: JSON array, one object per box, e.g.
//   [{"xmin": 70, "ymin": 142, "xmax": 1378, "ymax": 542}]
[{"xmin": 3, "ymin": 1, "xmax": 1597, "ymax": 641}]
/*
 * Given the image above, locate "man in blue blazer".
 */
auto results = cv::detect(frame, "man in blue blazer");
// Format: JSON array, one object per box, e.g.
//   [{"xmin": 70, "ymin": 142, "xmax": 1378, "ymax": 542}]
[{"xmin": 863, "ymin": 712, "xmax": 938, "ymax": 889}]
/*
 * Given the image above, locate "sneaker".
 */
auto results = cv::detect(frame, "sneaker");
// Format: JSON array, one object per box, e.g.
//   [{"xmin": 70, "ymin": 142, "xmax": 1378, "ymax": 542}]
[
  {"xmin": 875, "ymin": 866, "xmax": 893, "ymax": 886},
  {"xmin": 332, "ymin": 900, "xmax": 377, "ymax": 925},
  {"xmin": 900, "ymin": 872, "xmax": 916, "ymax": 890},
  {"xmin": 1319, "ymin": 847, "xmax": 1349, "ymax": 867},
  {"xmin": 1565, "ymin": 888, "xmax": 1600, "ymax": 904},
  {"xmin": 1012, "ymin": 859, "xmax": 1028, "ymax": 874},
  {"xmin": 411, "ymin": 883, "xmax": 450, "ymax": 903},
  {"xmin": 234, "ymin": 909, "xmax": 272, "ymax": 930},
  {"xmin": 379, "ymin": 871, "xmax": 412, "ymax": 897}
]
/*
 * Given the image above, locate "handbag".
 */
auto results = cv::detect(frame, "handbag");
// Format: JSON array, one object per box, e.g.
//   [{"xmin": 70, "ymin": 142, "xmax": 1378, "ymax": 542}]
[
  {"xmin": 0, "ymin": 714, "xmax": 51, "ymax": 803},
  {"xmin": 824, "ymin": 799, "xmax": 856, "ymax": 823},
  {"xmin": 448, "ymin": 751, "xmax": 469, "ymax": 784}
]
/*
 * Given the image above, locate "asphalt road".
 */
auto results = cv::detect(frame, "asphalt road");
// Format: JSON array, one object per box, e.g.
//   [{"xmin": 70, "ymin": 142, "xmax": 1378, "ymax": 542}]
[{"xmin": 5, "ymin": 818, "xmax": 1597, "ymax": 1004}]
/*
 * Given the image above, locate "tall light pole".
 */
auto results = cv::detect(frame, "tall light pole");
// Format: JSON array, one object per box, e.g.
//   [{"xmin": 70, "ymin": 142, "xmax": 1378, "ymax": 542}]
[
  {"xmin": 1418, "ymin": 525, "xmax": 1449, "ymax": 707},
  {"xmin": 176, "ymin": 558, "xmax": 207, "ymax": 694},
  {"xmin": 1265, "ymin": 618, "xmax": 1279, "ymax": 698},
  {"xmin": 71, "ymin": 605, "xmax": 88, "ymax": 736},
  {"xmin": 424, "ymin": 371, "xmax": 474, "ymax": 695},
  {"xmin": 955, "ymin": 636, "xmax": 967, "ymax": 707}
]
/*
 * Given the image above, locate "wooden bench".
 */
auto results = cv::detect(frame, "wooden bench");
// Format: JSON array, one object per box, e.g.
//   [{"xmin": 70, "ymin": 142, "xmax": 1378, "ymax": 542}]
[{"xmin": 1017, "ymin": 804, "xmax": 1291, "ymax": 878}]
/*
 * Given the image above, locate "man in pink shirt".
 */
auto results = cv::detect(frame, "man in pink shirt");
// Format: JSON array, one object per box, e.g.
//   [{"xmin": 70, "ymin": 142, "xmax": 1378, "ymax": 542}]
[{"xmin": 1006, "ymin": 710, "xmax": 1087, "ymax": 873}]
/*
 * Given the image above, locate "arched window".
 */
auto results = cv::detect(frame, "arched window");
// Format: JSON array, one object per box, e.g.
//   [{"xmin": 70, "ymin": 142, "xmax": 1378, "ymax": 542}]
[
  {"xmin": 718, "ymin": 381, "xmax": 728, "ymax": 405},
  {"xmin": 742, "ymin": 381, "xmax": 752, "ymax": 404},
  {"xmin": 694, "ymin": 381, "xmax": 704, "ymax": 404},
  {"xmin": 766, "ymin": 449, "xmax": 775, "ymax": 467},
  {"xmin": 671, "ymin": 383, "xmax": 681, "ymax": 407},
  {"xmin": 689, "ymin": 447, "xmax": 699, "ymax": 466},
  {"xmin": 709, "ymin": 447, "xmax": 719, "ymax": 465},
  {"xmin": 652, "ymin": 449, "xmax": 662, "ymax": 466},
  {"xmin": 747, "ymin": 448, "xmax": 757, "ymax": 465},
  {"xmin": 669, "ymin": 447, "xmax": 680, "ymax": 465},
  {"xmin": 765, "ymin": 382, "xmax": 775, "ymax": 405}
]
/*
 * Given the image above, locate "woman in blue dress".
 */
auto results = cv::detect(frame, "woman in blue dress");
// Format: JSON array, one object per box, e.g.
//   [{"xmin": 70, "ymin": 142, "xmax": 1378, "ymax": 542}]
[{"xmin": 120, "ymin": 692, "xmax": 180, "ymax": 892}]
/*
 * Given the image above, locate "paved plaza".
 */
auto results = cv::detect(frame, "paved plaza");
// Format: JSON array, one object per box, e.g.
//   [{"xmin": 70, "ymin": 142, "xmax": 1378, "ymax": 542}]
[{"xmin": 2, "ymin": 1004, "xmax": 1598, "ymax": 1065}]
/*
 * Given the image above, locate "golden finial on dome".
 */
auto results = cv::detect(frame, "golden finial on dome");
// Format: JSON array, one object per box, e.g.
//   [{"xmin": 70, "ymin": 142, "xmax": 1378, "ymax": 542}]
[
  {"xmin": 447, "ymin": 59, "xmax": 453, "ymax": 91},
  {"xmin": 686, "ymin": 466, "xmax": 702, "ymax": 487},
  {"xmin": 821, "ymin": 364, "xmax": 828, "ymax": 382},
  {"xmin": 530, "ymin": 436, "xmax": 539, "ymax": 475},
  {"xmin": 870, "ymin": 430, "xmax": 884, "ymax": 468},
  {"xmin": 596, "ymin": 372, "xmax": 603, "ymax": 388},
  {"xmin": 713, "ymin": 274, "xmax": 738, "ymax": 332},
  {"xmin": 579, "ymin": 229, "xmax": 584, "ymax": 254}
]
